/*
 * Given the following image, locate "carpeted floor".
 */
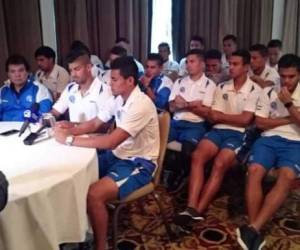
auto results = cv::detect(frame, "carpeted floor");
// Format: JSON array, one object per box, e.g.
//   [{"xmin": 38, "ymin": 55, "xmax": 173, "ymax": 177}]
[{"xmin": 109, "ymin": 170, "xmax": 300, "ymax": 250}]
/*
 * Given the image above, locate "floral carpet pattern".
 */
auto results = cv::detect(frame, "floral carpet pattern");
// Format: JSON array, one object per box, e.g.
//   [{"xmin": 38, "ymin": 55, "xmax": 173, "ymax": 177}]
[{"xmin": 110, "ymin": 170, "xmax": 300, "ymax": 250}]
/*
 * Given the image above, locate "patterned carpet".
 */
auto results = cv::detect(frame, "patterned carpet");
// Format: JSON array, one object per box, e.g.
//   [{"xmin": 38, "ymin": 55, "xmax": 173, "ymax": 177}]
[{"xmin": 108, "ymin": 169, "xmax": 300, "ymax": 250}]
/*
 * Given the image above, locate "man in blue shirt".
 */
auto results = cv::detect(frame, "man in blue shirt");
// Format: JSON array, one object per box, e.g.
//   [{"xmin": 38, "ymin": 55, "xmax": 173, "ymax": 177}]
[
  {"xmin": 140, "ymin": 53, "xmax": 173, "ymax": 111},
  {"xmin": 0, "ymin": 55, "xmax": 53, "ymax": 121}
]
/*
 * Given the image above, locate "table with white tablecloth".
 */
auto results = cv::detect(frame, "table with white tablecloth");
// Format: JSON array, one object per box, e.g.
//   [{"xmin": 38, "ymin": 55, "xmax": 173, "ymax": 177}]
[{"xmin": 0, "ymin": 122, "xmax": 99, "ymax": 250}]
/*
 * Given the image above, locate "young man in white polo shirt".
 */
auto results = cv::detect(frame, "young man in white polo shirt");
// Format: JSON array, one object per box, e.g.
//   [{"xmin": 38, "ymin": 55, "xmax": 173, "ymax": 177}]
[
  {"xmin": 158, "ymin": 42, "xmax": 180, "ymax": 81},
  {"xmin": 53, "ymin": 56, "xmax": 159, "ymax": 250},
  {"xmin": 267, "ymin": 39, "xmax": 282, "ymax": 70},
  {"xmin": 179, "ymin": 36, "xmax": 205, "ymax": 77},
  {"xmin": 249, "ymin": 44, "xmax": 280, "ymax": 88},
  {"xmin": 51, "ymin": 50, "xmax": 112, "ymax": 123},
  {"xmin": 221, "ymin": 34, "xmax": 238, "ymax": 74},
  {"xmin": 173, "ymin": 50, "xmax": 261, "ymax": 229},
  {"xmin": 35, "ymin": 46, "xmax": 70, "ymax": 101},
  {"xmin": 167, "ymin": 49, "xmax": 216, "ymax": 191},
  {"xmin": 237, "ymin": 54, "xmax": 300, "ymax": 250}
]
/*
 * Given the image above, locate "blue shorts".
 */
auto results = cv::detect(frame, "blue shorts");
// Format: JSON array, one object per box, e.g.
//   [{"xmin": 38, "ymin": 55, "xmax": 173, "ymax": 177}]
[
  {"xmin": 97, "ymin": 150, "xmax": 155, "ymax": 199},
  {"xmin": 248, "ymin": 136, "xmax": 300, "ymax": 176},
  {"xmin": 168, "ymin": 120, "xmax": 209, "ymax": 145},
  {"xmin": 203, "ymin": 128, "xmax": 244, "ymax": 151}
]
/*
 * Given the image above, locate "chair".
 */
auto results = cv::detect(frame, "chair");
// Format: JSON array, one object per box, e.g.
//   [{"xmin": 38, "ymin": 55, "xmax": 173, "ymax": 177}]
[{"xmin": 110, "ymin": 111, "xmax": 172, "ymax": 250}]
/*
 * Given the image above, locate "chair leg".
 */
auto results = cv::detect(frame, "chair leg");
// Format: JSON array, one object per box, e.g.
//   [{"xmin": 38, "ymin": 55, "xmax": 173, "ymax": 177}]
[
  {"xmin": 152, "ymin": 191, "xmax": 175, "ymax": 241},
  {"xmin": 112, "ymin": 203, "xmax": 126, "ymax": 250}
]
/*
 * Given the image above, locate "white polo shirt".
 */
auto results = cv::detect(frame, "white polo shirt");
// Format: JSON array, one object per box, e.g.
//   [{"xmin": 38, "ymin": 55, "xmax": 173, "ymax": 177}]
[
  {"xmin": 178, "ymin": 57, "xmax": 188, "ymax": 77},
  {"xmin": 212, "ymin": 77, "xmax": 261, "ymax": 132},
  {"xmin": 249, "ymin": 65, "xmax": 280, "ymax": 87},
  {"xmin": 36, "ymin": 64, "xmax": 70, "ymax": 94},
  {"xmin": 169, "ymin": 74, "xmax": 216, "ymax": 122},
  {"xmin": 53, "ymin": 77, "xmax": 112, "ymax": 122},
  {"xmin": 162, "ymin": 60, "xmax": 180, "ymax": 75},
  {"xmin": 256, "ymin": 83, "xmax": 300, "ymax": 141},
  {"xmin": 97, "ymin": 86, "xmax": 159, "ymax": 163}
]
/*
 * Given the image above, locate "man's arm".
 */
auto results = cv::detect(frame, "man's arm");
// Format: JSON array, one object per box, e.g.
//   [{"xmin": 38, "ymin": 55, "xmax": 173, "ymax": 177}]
[
  {"xmin": 255, "ymin": 115, "xmax": 292, "ymax": 131},
  {"xmin": 185, "ymin": 101, "xmax": 210, "ymax": 118},
  {"xmin": 55, "ymin": 127, "xmax": 130, "ymax": 150},
  {"xmin": 209, "ymin": 110, "xmax": 255, "ymax": 127},
  {"xmin": 250, "ymin": 75, "xmax": 274, "ymax": 88}
]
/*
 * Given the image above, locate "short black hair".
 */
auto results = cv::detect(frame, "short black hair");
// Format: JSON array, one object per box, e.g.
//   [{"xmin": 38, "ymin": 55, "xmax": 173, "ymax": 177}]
[
  {"xmin": 110, "ymin": 46, "xmax": 127, "ymax": 57},
  {"xmin": 158, "ymin": 42, "xmax": 170, "ymax": 52},
  {"xmin": 267, "ymin": 39, "xmax": 282, "ymax": 49},
  {"xmin": 185, "ymin": 49, "xmax": 205, "ymax": 60},
  {"xmin": 249, "ymin": 44, "xmax": 268, "ymax": 57},
  {"xmin": 190, "ymin": 35, "xmax": 205, "ymax": 46},
  {"xmin": 66, "ymin": 49, "xmax": 90, "ymax": 64},
  {"xmin": 70, "ymin": 40, "xmax": 91, "ymax": 56},
  {"xmin": 205, "ymin": 49, "xmax": 222, "ymax": 60},
  {"xmin": 115, "ymin": 37, "xmax": 129, "ymax": 44},
  {"xmin": 231, "ymin": 49, "xmax": 251, "ymax": 65},
  {"xmin": 5, "ymin": 54, "xmax": 30, "ymax": 72},
  {"xmin": 278, "ymin": 54, "xmax": 300, "ymax": 72},
  {"xmin": 147, "ymin": 53, "xmax": 163, "ymax": 66},
  {"xmin": 111, "ymin": 56, "xmax": 138, "ymax": 85},
  {"xmin": 34, "ymin": 46, "xmax": 56, "ymax": 60},
  {"xmin": 223, "ymin": 34, "xmax": 237, "ymax": 43}
]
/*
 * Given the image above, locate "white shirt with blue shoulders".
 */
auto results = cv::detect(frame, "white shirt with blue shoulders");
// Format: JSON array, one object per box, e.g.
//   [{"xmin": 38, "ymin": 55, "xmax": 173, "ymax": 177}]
[
  {"xmin": 212, "ymin": 77, "xmax": 261, "ymax": 132},
  {"xmin": 256, "ymin": 83, "xmax": 300, "ymax": 141},
  {"xmin": 53, "ymin": 77, "xmax": 112, "ymax": 122}
]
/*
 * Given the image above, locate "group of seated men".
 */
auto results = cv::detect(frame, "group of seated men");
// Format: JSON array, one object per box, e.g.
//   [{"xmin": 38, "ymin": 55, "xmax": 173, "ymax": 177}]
[{"xmin": 0, "ymin": 34, "xmax": 299, "ymax": 250}]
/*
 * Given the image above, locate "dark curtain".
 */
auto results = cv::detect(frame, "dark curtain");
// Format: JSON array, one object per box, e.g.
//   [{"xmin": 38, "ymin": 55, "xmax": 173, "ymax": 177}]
[
  {"xmin": 54, "ymin": 0, "xmax": 89, "ymax": 67},
  {"xmin": 172, "ymin": 0, "xmax": 186, "ymax": 61},
  {"xmin": 116, "ymin": 0, "xmax": 152, "ymax": 64},
  {"xmin": 1, "ymin": 0, "xmax": 42, "ymax": 81}
]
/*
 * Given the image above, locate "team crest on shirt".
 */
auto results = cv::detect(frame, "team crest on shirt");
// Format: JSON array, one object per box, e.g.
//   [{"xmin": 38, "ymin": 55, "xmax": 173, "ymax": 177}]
[
  {"xmin": 179, "ymin": 87, "xmax": 185, "ymax": 93},
  {"xmin": 69, "ymin": 95, "xmax": 76, "ymax": 103},
  {"xmin": 26, "ymin": 95, "xmax": 33, "ymax": 103},
  {"xmin": 270, "ymin": 101, "xmax": 277, "ymax": 109},
  {"xmin": 223, "ymin": 93, "xmax": 228, "ymax": 100}
]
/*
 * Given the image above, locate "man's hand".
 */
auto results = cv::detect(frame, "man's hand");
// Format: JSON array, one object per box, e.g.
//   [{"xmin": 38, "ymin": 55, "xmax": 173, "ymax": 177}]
[
  {"xmin": 53, "ymin": 126, "xmax": 70, "ymax": 144},
  {"xmin": 55, "ymin": 120, "xmax": 75, "ymax": 129},
  {"xmin": 174, "ymin": 95, "xmax": 188, "ymax": 109},
  {"xmin": 140, "ymin": 75, "xmax": 152, "ymax": 87},
  {"xmin": 278, "ymin": 87, "xmax": 293, "ymax": 104},
  {"xmin": 209, "ymin": 110, "xmax": 222, "ymax": 123}
]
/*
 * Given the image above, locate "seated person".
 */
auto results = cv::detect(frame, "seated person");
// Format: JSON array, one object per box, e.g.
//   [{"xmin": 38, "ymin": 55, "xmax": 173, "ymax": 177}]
[
  {"xmin": 249, "ymin": 44, "xmax": 280, "ymax": 88},
  {"xmin": 158, "ymin": 42, "xmax": 180, "ymax": 81},
  {"xmin": 100, "ymin": 46, "xmax": 128, "ymax": 85},
  {"xmin": 140, "ymin": 53, "xmax": 173, "ymax": 111},
  {"xmin": 173, "ymin": 50, "xmax": 261, "ymax": 228},
  {"xmin": 51, "ymin": 49, "xmax": 112, "ymax": 123},
  {"xmin": 205, "ymin": 49, "xmax": 230, "ymax": 84},
  {"xmin": 267, "ymin": 39, "xmax": 282, "ymax": 70},
  {"xmin": 53, "ymin": 56, "xmax": 159, "ymax": 250},
  {"xmin": 237, "ymin": 54, "xmax": 300, "ymax": 250},
  {"xmin": 114, "ymin": 37, "xmax": 145, "ymax": 76},
  {"xmin": 35, "ymin": 46, "xmax": 70, "ymax": 100},
  {"xmin": 0, "ymin": 55, "xmax": 53, "ymax": 121},
  {"xmin": 221, "ymin": 34, "xmax": 238, "ymax": 74},
  {"xmin": 167, "ymin": 49, "xmax": 216, "ymax": 191},
  {"xmin": 70, "ymin": 40, "xmax": 104, "ymax": 77},
  {"xmin": 179, "ymin": 36, "xmax": 205, "ymax": 77}
]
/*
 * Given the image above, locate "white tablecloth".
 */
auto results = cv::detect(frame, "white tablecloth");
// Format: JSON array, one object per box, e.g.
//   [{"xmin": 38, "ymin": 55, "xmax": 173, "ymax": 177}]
[{"xmin": 0, "ymin": 122, "xmax": 99, "ymax": 250}]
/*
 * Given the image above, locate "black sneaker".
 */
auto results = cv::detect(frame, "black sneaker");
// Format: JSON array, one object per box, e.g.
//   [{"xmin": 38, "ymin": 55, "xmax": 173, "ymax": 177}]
[
  {"xmin": 173, "ymin": 207, "xmax": 204, "ymax": 226},
  {"xmin": 252, "ymin": 234, "xmax": 266, "ymax": 250},
  {"xmin": 236, "ymin": 225, "xmax": 258, "ymax": 250}
]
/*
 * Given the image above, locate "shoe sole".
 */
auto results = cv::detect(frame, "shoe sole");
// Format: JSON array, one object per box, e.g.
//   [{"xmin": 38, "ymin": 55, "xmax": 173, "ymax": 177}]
[
  {"xmin": 236, "ymin": 228, "xmax": 250, "ymax": 250},
  {"xmin": 256, "ymin": 240, "xmax": 266, "ymax": 250}
]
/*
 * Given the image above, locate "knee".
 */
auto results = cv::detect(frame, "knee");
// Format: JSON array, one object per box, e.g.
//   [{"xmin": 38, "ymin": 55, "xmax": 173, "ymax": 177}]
[
  {"xmin": 87, "ymin": 184, "xmax": 104, "ymax": 209},
  {"xmin": 278, "ymin": 168, "xmax": 296, "ymax": 184},
  {"xmin": 211, "ymin": 159, "xmax": 226, "ymax": 178},
  {"xmin": 191, "ymin": 149, "xmax": 204, "ymax": 167},
  {"xmin": 247, "ymin": 164, "xmax": 265, "ymax": 181}
]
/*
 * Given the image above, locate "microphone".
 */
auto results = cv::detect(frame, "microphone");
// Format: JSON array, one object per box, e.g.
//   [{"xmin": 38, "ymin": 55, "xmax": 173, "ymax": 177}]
[
  {"xmin": 19, "ymin": 103, "xmax": 40, "ymax": 137},
  {"xmin": 23, "ymin": 125, "xmax": 48, "ymax": 145}
]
